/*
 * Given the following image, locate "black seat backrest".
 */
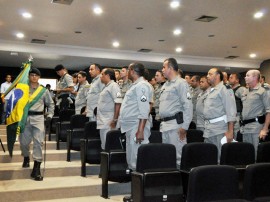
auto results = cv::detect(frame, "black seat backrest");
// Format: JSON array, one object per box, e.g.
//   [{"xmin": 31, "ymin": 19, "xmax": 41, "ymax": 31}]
[
  {"xmin": 257, "ymin": 142, "xmax": 270, "ymax": 163},
  {"xmin": 244, "ymin": 163, "xmax": 270, "ymax": 201},
  {"xmin": 59, "ymin": 109, "xmax": 75, "ymax": 122},
  {"xmin": 70, "ymin": 114, "xmax": 89, "ymax": 129},
  {"xmin": 187, "ymin": 165, "xmax": 239, "ymax": 202},
  {"xmin": 104, "ymin": 130, "xmax": 124, "ymax": 152},
  {"xmin": 181, "ymin": 142, "xmax": 218, "ymax": 171},
  {"xmin": 220, "ymin": 142, "xmax": 255, "ymax": 166},
  {"xmin": 186, "ymin": 129, "xmax": 204, "ymax": 143},
  {"xmin": 136, "ymin": 143, "xmax": 176, "ymax": 173},
  {"xmin": 84, "ymin": 121, "xmax": 99, "ymax": 139}
]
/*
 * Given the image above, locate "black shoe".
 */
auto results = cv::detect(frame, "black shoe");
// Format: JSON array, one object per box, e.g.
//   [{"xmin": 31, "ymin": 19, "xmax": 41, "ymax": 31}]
[
  {"xmin": 22, "ymin": 157, "xmax": 30, "ymax": 168},
  {"xmin": 31, "ymin": 161, "xmax": 43, "ymax": 181},
  {"xmin": 123, "ymin": 195, "xmax": 133, "ymax": 202}
]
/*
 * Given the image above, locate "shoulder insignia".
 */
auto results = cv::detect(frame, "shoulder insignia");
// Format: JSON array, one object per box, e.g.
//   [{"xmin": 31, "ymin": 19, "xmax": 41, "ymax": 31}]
[
  {"xmin": 187, "ymin": 92, "xmax": 191, "ymax": 100},
  {"xmin": 116, "ymin": 92, "xmax": 122, "ymax": 98},
  {"xmin": 140, "ymin": 95, "xmax": 147, "ymax": 102}
]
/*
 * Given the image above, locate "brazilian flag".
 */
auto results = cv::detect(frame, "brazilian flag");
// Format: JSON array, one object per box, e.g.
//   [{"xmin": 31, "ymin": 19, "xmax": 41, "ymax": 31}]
[{"xmin": 3, "ymin": 60, "xmax": 32, "ymax": 157}]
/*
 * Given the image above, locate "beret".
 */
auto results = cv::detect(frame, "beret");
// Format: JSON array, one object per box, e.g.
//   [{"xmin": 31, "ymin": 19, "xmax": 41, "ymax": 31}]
[{"xmin": 29, "ymin": 68, "xmax": 41, "ymax": 76}]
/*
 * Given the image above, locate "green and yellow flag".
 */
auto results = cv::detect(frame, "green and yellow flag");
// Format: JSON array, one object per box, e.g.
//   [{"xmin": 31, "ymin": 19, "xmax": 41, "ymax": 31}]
[{"xmin": 3, "ymin": 59, "xmax": 32, "ymax": 157}]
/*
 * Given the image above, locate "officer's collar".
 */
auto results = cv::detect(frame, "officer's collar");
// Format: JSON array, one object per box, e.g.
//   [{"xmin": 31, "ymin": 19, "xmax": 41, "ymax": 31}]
[
  {"xmin": 249, "ymin": 83, "xmax": 261, "ymax": 90},
  {"xmin": 92, "ymin": 74, "xmax": 101, "ymax": 82},
  {"xmin": 168, "ymin": 76, "xmax": 178, "ymax": 83},
  {"xmin": 210, "ymin": 81, "xmax": 223, "ymax": 91},
  {"xmin": 105, "ymin": 80, "xmax": 114, "ymax": 87},
  {"xmin": 133, "ymin": 76, "xmax": 144, "ymax": 84}
]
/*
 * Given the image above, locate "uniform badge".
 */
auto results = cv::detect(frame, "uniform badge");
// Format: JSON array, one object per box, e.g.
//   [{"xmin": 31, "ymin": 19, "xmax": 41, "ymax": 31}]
[
  {"xmin": 140, "ymin": 88, "xmax": 147, "ymax": 102},
  {"xmin": 187, "ymin": 92, "xmax": 191, "ymax": 100},
  {"xmin": 116, "ymin": 92, "xmax": 122, "ymax": 98}
]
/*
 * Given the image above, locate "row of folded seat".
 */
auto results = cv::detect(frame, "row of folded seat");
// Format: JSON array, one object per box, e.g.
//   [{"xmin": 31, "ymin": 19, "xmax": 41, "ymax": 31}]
[{"xmin": 48, "ymin": 110, "xmax": 270, "ymax": 201}]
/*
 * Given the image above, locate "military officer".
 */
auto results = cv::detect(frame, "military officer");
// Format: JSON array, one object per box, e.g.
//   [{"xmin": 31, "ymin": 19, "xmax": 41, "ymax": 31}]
[
  {"xmin": 204, "ymin": 68, "xmax": 236, "ymax": 158},
  {"xmin": 54, "ymin": 64, "xmax": 74, "ymax": 110},
  {"xmin": 84, "ymin": 63, "xmax": 105, "ymax": 121},
  {"xmin": 119, "ymin": 62, "xmax": 153, "ymax": 170},
  {"xmin": 119, "ymin": 66, "xmax": 132, "ymax": 99},
  {"xmin": 159, "ymin": 58, "xmax": 193, "ymax": 167},
  {"xmin": 196, "ymin": 76, "xmax": 210, "ymax": 132},
  {"xmin": 228, "ymin": 73, "xmax": 246, "ymax": 138},
  {"xmin": 74, "ymin": 71, "xmax": 89, "ymax": 114},
  {"xmin": 190, "ymin": 75, "xmax": 202, "ymax": 125},
  {"xmin": 20, "ymin": 68, "xmax": 54, "ymax": 181},
  {"xmin": 241, "ymin": 70, "xmax": 270, "ymax": 154},
  {"xmin": 153, "ymin": 70, "xmax": 166, "ymax": 121},
  {"xmin": 97, "ymin": 68, "xmax": 121, "ymax": 150}
]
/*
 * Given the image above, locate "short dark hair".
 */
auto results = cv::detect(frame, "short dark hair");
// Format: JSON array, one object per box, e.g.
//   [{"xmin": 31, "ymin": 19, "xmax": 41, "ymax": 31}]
[
  {"xmin": 92, "ymin": 63, "xmax": 102, "ymax": 71},
  {"xmin": 54, "ymin": 64, "xmax": 65, "ymax": 71},
  {"xmin": 114, "ymin": 69, "xmax": 120, "ymax": 74},
  {"xmin": 129, "ymin": 62, "xmax": 145, "ymax": 77},
  {"xmin": 192, "ymin": 75, "xmax": 201, "ymax": 82},
  {"xmin": 104, "ymin": 68, "xmax": 116, "ymax": 81},
  {"xmin": 72, "ymin": 73, "xmax": 78, "ymax": 78},
  {"xmin": 78, "ymin": 71, "xmax": 87, "ymax": 78},
  {"xmin": 122, "ymin": 66, "xmax": 128, "ymax": 70},
  {"xmin": 213, "ymin": 68, "xmax": 223, "ymax": 81},
  {"xmin": 164, "ymin": 58, "xmax": 178, "ymax": 71}
]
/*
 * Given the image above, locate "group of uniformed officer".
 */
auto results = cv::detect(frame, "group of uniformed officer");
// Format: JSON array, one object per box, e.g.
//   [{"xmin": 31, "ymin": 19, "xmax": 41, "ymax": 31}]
[{"xmin": 14, "ymin": 59, "xmax": 270, "ymax": 181}]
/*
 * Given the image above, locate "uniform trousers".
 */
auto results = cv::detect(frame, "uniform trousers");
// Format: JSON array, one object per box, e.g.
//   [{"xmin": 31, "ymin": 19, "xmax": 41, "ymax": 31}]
[
  {"xmin": 100, "ymin": 128, "xmax": 110, "ymax": 150},
  {"xmin": 125, "ymin": 126, "xmax": 150, "ymax": 170},
  {"xmin": 242, "ymin": 133, "xmax": 259, "ymax": 157},
  {"xmin": 162, "ymin": 129, "xmax": 186, "ymax": 167},
  {"xmin": 19, "ymin": 118, "xmax": 45, "ymax": 162},
  {"xmin": 204, "ymin": 133, "xmax": 224, "ymax": 162},
  {"xmin": 233, "ymin": 114, "xmax": 241, "ymax": 139}
]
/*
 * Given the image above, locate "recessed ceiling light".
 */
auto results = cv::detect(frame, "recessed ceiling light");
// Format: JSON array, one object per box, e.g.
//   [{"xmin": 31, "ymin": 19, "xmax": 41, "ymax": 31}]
[
  {"xmin": 22, "ymin": 12, "xmax": 32, "ymax": 18},
  {"xmin": 16, "ymin": 32, "xmax": 24, "ymax": 38},
  {"xmin": 158, "ymin": 39, "xmax": 165, "ymax": 42},
  {"xmin": 170, "ymin": 1, "xmax": 180, "ymax": 9},
  {"xmin": 175, "ymin": 47, "xmax": 182, "ymax": 52},
  {"xmin": 232, "ymin": 46, "xmax": 238, "ymax": 48},
  {"xmin": 249, "ymin": 53, "xmax": 257, "ymax": 58},
  {"xmin": 208, "ymin": 34, "xmax": 215, "ymax": 37},
  {"xmin": 93, "ymin": 6, "xmax": 103, "ymax": 15},
  {"xmin": 173, "ymin": 29, "xmax": 181, "ymax": 35},
  {"xmin": 136, "ymin": 27, "xmax": 143, "ymax": 30},
  {"xmin": 112, "ymin": 41, "xmax": 120, "ymax": 47},
  {"xmin": 74, "ymin": 31, "xmax": 82, "ymax": 34},
  {"xmin": 254, "ymin": 11, "xmax": 264, "ymax": 19}
]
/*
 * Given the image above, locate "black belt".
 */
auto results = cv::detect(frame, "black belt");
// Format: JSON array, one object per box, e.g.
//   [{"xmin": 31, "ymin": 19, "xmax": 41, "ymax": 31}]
[
  {"xmin": 28, "ymin": 111, "xmax": 44, "ymax": 116},
  {"xmin": 241, "ymin": 115, "xmax": 265, "ymax": 126},
  {"xmin": 160, "ymin": 115, "xmax": 176, "ymax": 122}
]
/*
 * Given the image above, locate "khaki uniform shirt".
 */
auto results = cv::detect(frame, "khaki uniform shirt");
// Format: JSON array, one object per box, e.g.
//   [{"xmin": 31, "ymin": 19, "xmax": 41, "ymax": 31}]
[
  {"xmin": 159, "ymin": 77, "xmax": 193, "ymax": 132},
  {"xmin": 57, "ymin": 73, "xmax": 73, "ymax": 96},
  {"xmin": 203, "ymin": 81, "xmax": 236, "ymax": 138},
  {"xmin": 196, "ymin": 88, "xmax": 210, "ymax": 130},
  {"xmin": 153, "ymin": 82, "xmax": 165, "ymax": 120},
  {"xmin": 28, "ymin": 84, "xmax": 55, "ymax": 126},
  {"xmin": 119, "ymin": 77, "xmax": 153, "ymax": 133},
  {"xmin": 97, "ymin": 81, "xmax": 121, "ymax": 129},
  {"xmin": 75, "ymin": 81, "xmax": 89, "ymax": 114},
  {"xmin": 241, "ymin": 84, "xmax": 270, "ymax": 133},
  {"xmin": 119, "ymin": 79, "xmax": 132, "ymax": 101},
  {"xmin": 191, "ymin": 86, "xmax": 202, "ymax": 123},
  {"xmin": 86, "ymin": 75, "xmax": 105, "ymax": 117}
]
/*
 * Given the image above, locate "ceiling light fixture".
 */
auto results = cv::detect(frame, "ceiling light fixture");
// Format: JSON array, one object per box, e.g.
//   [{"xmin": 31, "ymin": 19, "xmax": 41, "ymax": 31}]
[
  {"xmin": 254, "ymin": 11, "xmax": 263, "ymax": 19},
  {"xmin": 16, "ymin": 32, "xmax": 24, "ymax": 38},
  {"xmin": 93, "ymin": 6, "xmax": 103, "ymax": 15},
  {"xmin": 175, "ymin": 47, "xmax": 182, "ymax": 52},
  {"xmin": 170, "ymin": 1, "xmax": 180, "ymax": 9},
  {"xmin": 112, "ymin": 41, "xmax": 120, "ymax": 47},
  {"xmin": 249, "ymin": 53, "xmax": 257, "ymax": 58},
  {"xmin": 22, "ymin": 12, "xmax": 32, "ymax": 18},
  {"xmin": 173, "ymin": 29, "xmax": 181, "ymax": 35}
]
